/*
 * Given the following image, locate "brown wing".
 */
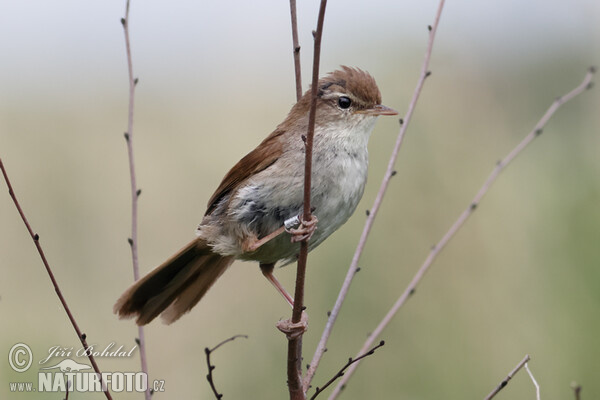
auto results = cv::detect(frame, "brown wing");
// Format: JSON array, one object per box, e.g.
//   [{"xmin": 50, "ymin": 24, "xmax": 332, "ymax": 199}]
[{"xmin": 205, "ymin": 129, "xmax": 285, "ymax": 215}]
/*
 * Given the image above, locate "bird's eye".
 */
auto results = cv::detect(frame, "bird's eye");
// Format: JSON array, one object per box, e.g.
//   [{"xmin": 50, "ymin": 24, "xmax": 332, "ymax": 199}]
[{"xmin": 337, "ymin": 96, "xmax": 352, "ymax": 109}]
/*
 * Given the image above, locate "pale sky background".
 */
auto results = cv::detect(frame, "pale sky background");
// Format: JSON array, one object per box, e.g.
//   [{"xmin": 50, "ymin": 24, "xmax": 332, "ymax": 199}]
[{"xmin": 0, "ymin": 0, "xmax": 598, "ymax": 98}]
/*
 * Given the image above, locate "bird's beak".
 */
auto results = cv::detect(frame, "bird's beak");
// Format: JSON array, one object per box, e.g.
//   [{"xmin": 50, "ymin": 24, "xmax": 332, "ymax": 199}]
[{"xmin": 356, "ymin": 104, "xmax": 398, "ymax": 116}]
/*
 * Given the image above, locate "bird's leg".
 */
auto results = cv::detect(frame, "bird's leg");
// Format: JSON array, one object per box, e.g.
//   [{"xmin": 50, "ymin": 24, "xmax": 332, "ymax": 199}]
[
  {"xmin": 241, "ymin": 213, "xmax": 319, "ymax": 253},
  {"xmin": 285, "ymin": 214, "xmax": 318, "ymax": 243},
  {"xmin": 260, "ymin": 263, "xmax": 294, "ymax": 307},
  {"xmin": 242, "ymin": 226, "xmax": 286, "ymax": 252},
  {"xmin": 260, "ymin": 263, "xmax": 308, "ymax": 339}
]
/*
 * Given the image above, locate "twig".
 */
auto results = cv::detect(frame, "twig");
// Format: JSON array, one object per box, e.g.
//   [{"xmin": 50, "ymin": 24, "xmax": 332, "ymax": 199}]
[
  {"xmin": 287, "ymin": 2, "xmax": 328, "ymax": 400},
  {"xmin": 121, "ymin": 2, "xmax": 150, "ymax": 398},
  {"xmin": 121, "ymin": 2, "xmax": 138, "ymax": 279},
  {"xmin": 309, "ymin": 341, "xmax": 384, "ymax": 400},
  {"xmin": 571, "ymin": 382, "xmax": 582, "ymax": 400},
  {"xmin": 204, "ymin": 335, "xmax": 248, "ymax": 399},
  {"xmin": 0, "ymin": 159, "xmax": 112, "ymax": 400},
  {"xmin": 329, "ymin": 66, "xmax": 595, "ymax": 398},
  {"xmin": 525, "ymin": 363, "xmax": 541, "ymax": 400},
  {"xmin": 289, "ymin": 0, "xmax": 302, "ymax": 101},
  {"xmin": 484, "ymin": 355, "xmax": 531, "ymax": 400},
  {"xmin": 303, "ymin": 0, "xmax": 446, "ymax": 391}
]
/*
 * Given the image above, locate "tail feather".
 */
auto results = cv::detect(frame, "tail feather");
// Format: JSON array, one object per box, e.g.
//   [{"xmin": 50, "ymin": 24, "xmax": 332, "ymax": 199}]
[
  {"xmin": 159, "ymin": 252, "xmax": 231, "ymax": 324},
  {"xmin": 114, "ymin": 238, "xmax": 234, "ymax": 325}
]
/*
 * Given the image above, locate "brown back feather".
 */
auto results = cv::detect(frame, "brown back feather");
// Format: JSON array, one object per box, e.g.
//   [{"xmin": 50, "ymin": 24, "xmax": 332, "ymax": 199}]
[{"xmin": 205, "ymin": 129, "xmax": 285, "ymax": 215}]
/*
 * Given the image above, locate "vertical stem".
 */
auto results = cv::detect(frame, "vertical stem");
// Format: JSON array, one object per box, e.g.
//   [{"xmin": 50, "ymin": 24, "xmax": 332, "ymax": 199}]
[
  {"xmin": 123, "ymin": 3, "xmax": 138, "ymax": 280},
  {"xmin": 121, "ymin": 2, "xmax": 151, "ymax": 399},
  {"xmin": 288, "ymin": 1, "xmax": 328, "ymax": 399},
  {"xmin": 289, "ymin": 0, "xmax": 302, "ymax": 101}
]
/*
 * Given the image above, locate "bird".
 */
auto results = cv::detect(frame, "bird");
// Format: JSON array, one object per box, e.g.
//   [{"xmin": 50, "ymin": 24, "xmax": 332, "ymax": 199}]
[{"xmin": 114, "ymin": 66, "xmax": 397, "ymax": 325}]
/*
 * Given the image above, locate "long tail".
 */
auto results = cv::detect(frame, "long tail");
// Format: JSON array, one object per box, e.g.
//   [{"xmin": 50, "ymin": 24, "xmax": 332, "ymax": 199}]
[{"xmin": 114, "ymin": 238, "xmax": 234, "ymax": 325}]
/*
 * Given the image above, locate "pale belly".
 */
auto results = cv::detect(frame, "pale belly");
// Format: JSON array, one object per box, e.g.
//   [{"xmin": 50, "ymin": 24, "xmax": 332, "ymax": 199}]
[
  {"xmin": 196, "ymin": 126, "xmax": 372, "ymax": 265},
  {"xmin": 234, "ymin": 151, "xmax": 368, "ymax": 266}
]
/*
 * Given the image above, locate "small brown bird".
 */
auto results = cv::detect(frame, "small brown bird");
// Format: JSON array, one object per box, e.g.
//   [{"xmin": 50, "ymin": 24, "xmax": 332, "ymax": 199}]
[{"xmin": 114, "ymin": 67, "xmax": 397, "ymax": 325}]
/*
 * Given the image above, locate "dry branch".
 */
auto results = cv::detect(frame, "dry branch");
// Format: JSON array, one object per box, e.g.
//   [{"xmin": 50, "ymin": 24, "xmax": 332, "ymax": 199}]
[
  {"xmin": 287, "ymin": 1, "xmax": 328, "ymax": 399},
  {"xmin": 121, "ymin": 2, "xmax": 151, "ymax": 398},
  {"xmin": 205, "ymin": 335, "xmax": 248, "ymax": 399},
  {"xmin": 0, "ymin": 159, "xmax": 113, "ymax": 400},
  {"xmin": 525, "ymin": 363, "xmax": 541, "ymax": 400},
  {"xmin": 289, "ymin": 0, "xmax": 302, "ymax": 101},
  {"xmin": 484, "ymin": 354, "xmax": 531, "ymax": 400},
  {"xmin": 309, "ymin": 341, "xmax": 384, "ymax": 400}
]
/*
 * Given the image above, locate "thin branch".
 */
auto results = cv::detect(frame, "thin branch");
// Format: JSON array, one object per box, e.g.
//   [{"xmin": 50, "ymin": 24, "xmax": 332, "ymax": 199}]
[
  {"xmin": 329, "ymin": 66, "xmax": 595, "ymax": 398},
  {"xmin": 309, "ymin": 341, "xmax": 384, "ymax": 400},
  {"xmin": 289, "ymin": 0, "xmax": 302, "ymax": 101},
  {"xmin": 571, "ymin": 382, "xmax": 582, "ymax": 400},
  {"xmin": 204, "ymin": 335, "xmax": 248, "ymax": 399},
  {"xmin": 287, "ymin": 2, "xmax": 328, "ymax": 399},
  {"xmin": 121, "ymin": 2, "xmax": 138, "ymax": 279},
  {"xmin": 121, "ymin": 2, "xmax": 150, "ymax": 399},
  {"xmin": 484, "ymin": 355, "xmax": 531, "ymax": 400},
  {"xmin": 64, "ymin": 379, "xmax": 70, "ymax": 400},
  {"xmin": 525, "ymin": 363, "xmax": 541, "ymax": 400},
  {"xmin": 303, "ymin": 0, "xmax": 446, "ymax": 391},
  {"xmin": 0, "ymin": 159, "xmax": 113, "ymax": 400}
]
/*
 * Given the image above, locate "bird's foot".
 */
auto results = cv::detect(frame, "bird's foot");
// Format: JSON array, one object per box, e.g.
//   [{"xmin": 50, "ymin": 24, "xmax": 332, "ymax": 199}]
[
  {"xmin": 276, "ymin": 311, "xmax": 308, "ymax": 340},
  {"xmin": 285, "ymin": 214, "xmax": 318, "ymax": 243}
]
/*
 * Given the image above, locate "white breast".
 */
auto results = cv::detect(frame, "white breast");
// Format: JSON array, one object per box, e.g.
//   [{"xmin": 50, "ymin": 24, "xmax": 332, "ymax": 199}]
[{"xmin": 308, "ymin": 121, "xmax": 372, "ymax": 244}]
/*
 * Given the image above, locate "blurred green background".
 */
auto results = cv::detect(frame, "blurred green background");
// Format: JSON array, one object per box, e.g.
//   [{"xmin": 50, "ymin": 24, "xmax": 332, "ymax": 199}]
[{"xmin": 1, "ymin": 1, "xmax": 599, "ymax": 399}]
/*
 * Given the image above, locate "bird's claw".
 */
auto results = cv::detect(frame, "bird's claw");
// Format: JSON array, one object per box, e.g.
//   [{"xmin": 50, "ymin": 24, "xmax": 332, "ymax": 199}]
[
  {"xmin": 286, "ymin": 214, "xmax": 318, "ymax": 243},
  {"xmin": 276, "ymin": 311, "xmax": 308, "ymax": 340}
]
